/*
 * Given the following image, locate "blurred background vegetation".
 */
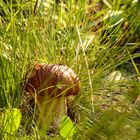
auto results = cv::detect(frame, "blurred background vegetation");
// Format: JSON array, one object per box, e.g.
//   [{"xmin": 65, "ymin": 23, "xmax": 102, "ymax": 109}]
[{"xmin": 0, "ymin": 0, "xmax": 140, "ymax": 139}]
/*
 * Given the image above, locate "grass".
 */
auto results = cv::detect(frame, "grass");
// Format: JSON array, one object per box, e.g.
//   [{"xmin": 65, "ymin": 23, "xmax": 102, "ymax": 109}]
[{"xmin": 0, "ymin": 0, "xmax": 140, "ymax": 139}]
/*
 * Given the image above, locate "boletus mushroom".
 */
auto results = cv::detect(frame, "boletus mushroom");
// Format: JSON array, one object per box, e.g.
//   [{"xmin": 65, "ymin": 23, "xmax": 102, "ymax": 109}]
[{"xmin": 23, "ymin": 64, "xmax": 80, "ymax": 133}]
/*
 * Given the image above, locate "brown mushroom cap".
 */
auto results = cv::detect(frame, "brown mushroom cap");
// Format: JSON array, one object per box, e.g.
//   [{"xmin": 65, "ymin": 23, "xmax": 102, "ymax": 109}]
[{"xmin": 24, "ymin": 64, "xmax": 80, "ymax": 98}]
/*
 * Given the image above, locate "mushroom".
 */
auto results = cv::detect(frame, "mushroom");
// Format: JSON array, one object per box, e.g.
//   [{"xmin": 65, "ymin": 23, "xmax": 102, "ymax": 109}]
[{"xmin": 23, "ymin": 64, "xmax": 80, "ymax": 133}]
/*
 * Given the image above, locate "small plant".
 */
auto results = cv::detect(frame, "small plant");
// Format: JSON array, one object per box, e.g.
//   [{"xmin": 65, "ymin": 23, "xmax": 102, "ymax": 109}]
[
  {"xmin": 1, "ymin": 108, "xmax": 22, "ymax": 139},
  {"xmin": 59, "ymin": 116, "xmax": 76, "ymax": 139}
]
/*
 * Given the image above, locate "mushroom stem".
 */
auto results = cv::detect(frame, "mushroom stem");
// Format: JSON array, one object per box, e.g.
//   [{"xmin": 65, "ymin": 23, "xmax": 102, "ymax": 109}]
[{"xmin": 37, "ymin": 95, "xmax": 67, "ymax": 132}]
